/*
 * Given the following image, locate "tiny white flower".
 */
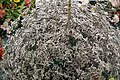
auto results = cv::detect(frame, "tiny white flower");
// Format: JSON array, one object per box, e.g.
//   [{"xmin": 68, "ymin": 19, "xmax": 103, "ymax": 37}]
[
  {"xmin": 46, "ymin": 0, "xmax": 51, "ymax": 2},
  {"xmin": 77, "ymin": 0, "xmax": 89, "ymax": 6},
  {"xmin": 112, "ymin": 14, "xmax": 119, "ymax": 23},
  {"xmin": 109, "ymin": 0, "xmax": 120, "ymax": 7},
  {"xmin": 3, "ymin": 22, "xmax": 8, "ymax": 28}
]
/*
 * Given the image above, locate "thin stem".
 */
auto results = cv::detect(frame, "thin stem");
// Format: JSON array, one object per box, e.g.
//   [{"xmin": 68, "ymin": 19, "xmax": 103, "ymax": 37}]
[{"xmin": 67, "ymin": 0, "xmax": 71, "ymax": 34}]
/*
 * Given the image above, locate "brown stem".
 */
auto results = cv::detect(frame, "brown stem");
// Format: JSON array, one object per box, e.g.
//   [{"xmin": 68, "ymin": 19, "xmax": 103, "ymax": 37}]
[
  {"xmin": 67, "ymin": 0, "xmax": 71, "ymax": 34},
  {"xmin": 0, "ymin": 36, "xmax": 2, "ymax": 47}
]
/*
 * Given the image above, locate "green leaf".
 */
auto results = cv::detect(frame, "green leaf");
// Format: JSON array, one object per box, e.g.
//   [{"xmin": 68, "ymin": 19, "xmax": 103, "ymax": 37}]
[
  {"xmin": 93, "ymin": 62, "xmax": 99, "ymax": 68},
  {"xmin": 19, "ymin": 1, "xmax": 25, "ymax": 8},
  {"xmin": 11, "ymin": 10, "xmax": 20, "ymax": 20},
  {"xmin": 109, "ymin": 77, "xmax": 115, "ymax": 80},
  {"xmin": 11, "ymin": 16, "xmax": 16, "ymax": 21},
  {"xmin": 101, "ymin": 70, "xmax": 109, "ymax": 79},
  {"xmin": 17, "ymin": 9, "xmax": 22, "ymax": 13},
  {"xmin": 0, "ymin": 0, "xmax": 5, "ymax": 3},
  {"xmin": 28, "ymin": 11, "xmax": 31, "ymax": 14},
  {"xmin": 68, "ymin": 35, "xmax": 77, "ymax": 47}
]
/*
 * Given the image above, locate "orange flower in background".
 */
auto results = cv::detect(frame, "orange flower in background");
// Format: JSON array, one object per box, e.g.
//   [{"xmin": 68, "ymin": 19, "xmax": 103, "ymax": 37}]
[
  {"xmin": 0, "ymin": 3, "xmax": 3, "ymax": 9},
  {"xmin": 0, "ymin": 9, "xmax": 6, "ymax": 19}
]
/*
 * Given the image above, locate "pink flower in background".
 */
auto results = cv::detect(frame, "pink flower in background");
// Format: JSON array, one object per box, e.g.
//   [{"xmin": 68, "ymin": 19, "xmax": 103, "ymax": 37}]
[
  {"xmin": 25, "ymin": 0, "xmax": 31, "ymax": 4},
  {"xmin": 26, "ymin": 3, "xmax": 31, "ymax": 7},
  {"xmin": 25, "ymin": 0, "xmax": 31, "ymax": 7}
]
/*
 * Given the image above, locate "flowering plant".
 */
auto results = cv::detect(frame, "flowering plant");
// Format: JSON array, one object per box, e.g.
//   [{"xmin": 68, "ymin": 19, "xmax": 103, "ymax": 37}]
[{"xmin": 0, "ymin": 0, "xmax": 35, "ymax": 39}]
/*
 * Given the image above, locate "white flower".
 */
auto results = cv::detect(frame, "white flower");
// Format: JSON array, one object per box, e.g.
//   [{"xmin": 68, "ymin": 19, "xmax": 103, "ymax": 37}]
[
  {"xmin": 111, "ymin": 14, "xmax": 119, "ymax": 23},
  {"xmin": 6, "ymin": 27, "xmax": 11, "ymax": 34},
  {"xmin": 46, "ymin": 0, "xmax": 50, "ymax": 1},
  {"xmin": 3, "ymin": 22, "xmax": 8, "ymax": 28},
  {"xmin": 77, "ymin": 0, "xmax": 89, "ymax": 6},
  {"xmin": 109, "ymin": 0, "xmax": 120, "ymax": 7},
  {"xmin": 77, "ymin": 0, "xmax": 89, "ymax": 9}
]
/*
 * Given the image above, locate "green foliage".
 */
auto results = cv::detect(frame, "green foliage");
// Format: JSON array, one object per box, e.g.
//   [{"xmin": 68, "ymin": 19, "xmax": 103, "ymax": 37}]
[
  {"xmin": 68, "ymin": 35, "xmax": 77, "ymax": 47},
  {"xmin": 101, "ymin": 70, "xmax": 110, "ymax": 79}
]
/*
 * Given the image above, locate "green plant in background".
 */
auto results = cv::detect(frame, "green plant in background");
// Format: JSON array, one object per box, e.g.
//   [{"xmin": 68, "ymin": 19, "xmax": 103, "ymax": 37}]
[
  {"xmin": 101, "ymin": 66, "xmax": 120, "ymax": 80},
  {"xmin": 101, "ymin": 1, "xmax": 120, "ymax": 29},
  {"xmin": 0, "ymin": 0, "xmax": 35, "ymax": 40},
  {"xmin": 109, "ymin": 77, "xmax": 115, "ymax": 80},
  {"xmin": 101, "ymin": 70, "xmax": 116, "ymax": 80}
]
